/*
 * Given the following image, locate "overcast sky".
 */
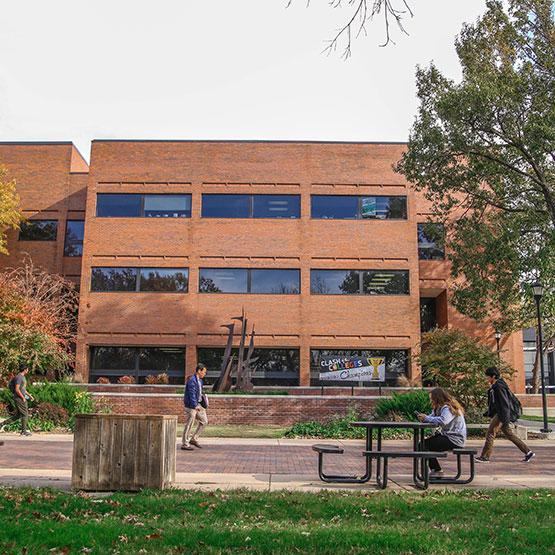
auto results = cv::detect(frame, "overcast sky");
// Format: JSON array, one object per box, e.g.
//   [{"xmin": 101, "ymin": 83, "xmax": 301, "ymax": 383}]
[{"xmin": 0, "ymin": 0, "xmax": 485, "ymax": 161}]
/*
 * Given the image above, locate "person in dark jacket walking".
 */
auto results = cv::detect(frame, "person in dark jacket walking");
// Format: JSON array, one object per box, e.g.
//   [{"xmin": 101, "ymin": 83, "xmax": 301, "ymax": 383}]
[
  {"xmin": 181, "ymin": 363, "xmax": 208, "ymax": 451},
  {"xmin": 476, "ymin": 367, "xmax": 535, "ymax": 463},
  {"xmin": 0, "ymin": 363, "xmax": 34, "ymax": 436}
]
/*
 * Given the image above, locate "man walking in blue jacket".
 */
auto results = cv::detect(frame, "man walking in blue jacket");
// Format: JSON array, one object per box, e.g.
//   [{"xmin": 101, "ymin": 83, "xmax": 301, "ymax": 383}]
[{"xmin": 181, "ymin": 363, "xmax": 208, "ymax": 451}]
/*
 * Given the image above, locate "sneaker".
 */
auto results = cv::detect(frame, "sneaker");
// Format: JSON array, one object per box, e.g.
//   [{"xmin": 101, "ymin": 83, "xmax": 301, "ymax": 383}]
[
  {"xmin": 180, "ymin": 445, "xmax": 194, "ymax": 451},
  {"xmin": 430, "ymin": 470, "xmax": 444, "ymax": 478},
  {"xmin": 475, "ymin": 456, "xmax": 489, "ymax": 463},
  {"xmin": 20, "ymin": 431, "xmax": 32, "ymax": 437},
  {"xmin": 190, "ymin": 439, "xmax": 202, "ymax": 449},
  {"xmin": 522, "ymin": 451, "xmax": 535, "ymax": 463}
]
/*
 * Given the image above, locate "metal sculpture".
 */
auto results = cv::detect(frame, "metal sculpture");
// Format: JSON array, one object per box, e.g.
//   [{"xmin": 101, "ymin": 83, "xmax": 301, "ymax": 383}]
[{"xmin": 212, "ymin": 308, "xmax": 258, "ymax": 392}]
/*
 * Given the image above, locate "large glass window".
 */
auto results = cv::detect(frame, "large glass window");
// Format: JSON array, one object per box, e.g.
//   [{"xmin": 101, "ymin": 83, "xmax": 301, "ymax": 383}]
[
  {"xmin": 311, "ymin": 269, "xmax": 409, "ymax": 295},
  {"xmin": 63, "ymin": 220, "xmax": 85, "ymax": 256},
  {"xmin": 418, "ymin": 223, "xmax": 445, "ymax": 260},
  {"xmin": 362, "ymin": 270, "xmax": 410, "ymax": 295},
  {"xmin": 91, "ymin": 267, "xmax": 188, "ymax": 292},
  {"xmin": 91, "ymin": 267, "xmax": 138, "ymax": 292},
  {"xmin": 310, "ymin": 349, "xmax": 408, "ymax": 386},
  {"xmin": 202, "ymin": 194, "xmax": 300, "ymax": 219},
  {"xmin": 18, "ymin": 220, "xmax": 58, "ymax": 241},
  {"xmin": 420, "ymin": 297, "xmax": 438, "ymax": 333},
  {"xmin": 198, "ymin": 347, "xmax": 300, "ymax": 386},
  {"xmin": 139, "ymin": 268, "xmax": 189, "ymax": 292},
  {"xmin": 143, "ymin": 195, "xmax": 191, "ymax": 218},
  {"xmin": 96, "ymin": 194, "xmax": 142, "ymax": 217},
  {"xmin": 311, "ymin": 195, "xmax": 407, "ymax": 220},
  {"xmin": 96, "ymin": 193, "xmax": 191, "ymax": 218},
  {"xmin": 89, "ymin": 346, "xmax": 185, "ymax": 384},
  {"xmin": 199, "ymin": 268, "xmax": 300, "ymax": 294}
]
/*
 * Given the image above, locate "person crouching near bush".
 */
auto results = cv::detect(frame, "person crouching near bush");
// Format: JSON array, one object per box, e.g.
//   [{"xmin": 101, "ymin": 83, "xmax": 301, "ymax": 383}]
[
  {"xmin": 0, "ymin": 363, "xmax": 34, "ymax": 436},
  {"xmin": 416, "ymin": 388, "xmax": 467, "ymax": 478}
]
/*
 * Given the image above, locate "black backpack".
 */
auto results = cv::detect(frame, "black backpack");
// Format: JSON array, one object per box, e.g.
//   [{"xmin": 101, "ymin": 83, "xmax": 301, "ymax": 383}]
[{"xmin": 507, "ymin": 389, "xmax": 523, "ymax": 423}]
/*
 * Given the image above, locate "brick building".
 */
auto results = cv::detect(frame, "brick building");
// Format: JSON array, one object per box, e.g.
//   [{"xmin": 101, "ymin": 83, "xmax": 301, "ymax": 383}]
[{"xmin": 0, "ymin": 140, "xmax": 526, "ymax": 392}]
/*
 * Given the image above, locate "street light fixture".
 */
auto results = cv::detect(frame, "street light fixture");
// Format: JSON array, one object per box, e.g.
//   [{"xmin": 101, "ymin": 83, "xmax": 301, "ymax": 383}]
[
  {"xmin": 532, "ymin": 281, "xmax": 552, "ymax": 434},
  {"xmin": 494, "ymin": 330, "xmax": 502, "ymax": 365}
]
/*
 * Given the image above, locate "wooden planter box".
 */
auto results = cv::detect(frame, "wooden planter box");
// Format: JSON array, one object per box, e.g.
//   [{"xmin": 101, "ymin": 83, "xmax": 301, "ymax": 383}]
[{"xmin": 72, "ymin": 414, "xmax": 177, "ymax": 491}]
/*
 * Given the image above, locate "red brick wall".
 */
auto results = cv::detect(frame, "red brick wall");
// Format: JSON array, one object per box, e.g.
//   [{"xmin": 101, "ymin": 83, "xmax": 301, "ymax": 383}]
[{"xmin": 92, "ymin": 390, "xmax": 541, "ymax": 425}]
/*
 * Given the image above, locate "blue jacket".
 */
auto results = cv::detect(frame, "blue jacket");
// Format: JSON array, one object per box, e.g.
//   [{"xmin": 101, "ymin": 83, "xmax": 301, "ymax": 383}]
[{"xmin": 184, "ymin": 374, "xmax": 203, "ymax": 409}]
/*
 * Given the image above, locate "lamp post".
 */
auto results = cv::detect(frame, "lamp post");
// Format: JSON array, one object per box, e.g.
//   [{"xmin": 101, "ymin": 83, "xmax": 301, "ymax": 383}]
[
  {"xmin": 532, "ymin": 281, "xmax": 552, "ymax": 434},
  {"xmin": 494, "ymin": 330, "xmax": 501, "ymax": 366}
]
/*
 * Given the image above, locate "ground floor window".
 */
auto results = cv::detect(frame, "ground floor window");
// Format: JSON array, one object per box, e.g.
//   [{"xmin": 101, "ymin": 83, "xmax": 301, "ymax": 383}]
[
  {"xmin": 197, "ymin": 347, "xmax": 300, "ymax": 386},
  {"xmin": 310, "ymin": 349, "xmax": 409, "ymax": 386},
  {"xmin": 89, "ymin": 346, "xmax": 185, "ymax": 384}
]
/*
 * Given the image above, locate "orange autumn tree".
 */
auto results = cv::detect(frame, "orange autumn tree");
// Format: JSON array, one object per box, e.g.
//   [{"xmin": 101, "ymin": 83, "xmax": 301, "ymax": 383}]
[
  {"xmin": 0, "ymin": 164, "xmax": 23, "ymax": 255},
  {"xmin": 0, "ymin": 259, "xmax": 79, "ymax": 383}
]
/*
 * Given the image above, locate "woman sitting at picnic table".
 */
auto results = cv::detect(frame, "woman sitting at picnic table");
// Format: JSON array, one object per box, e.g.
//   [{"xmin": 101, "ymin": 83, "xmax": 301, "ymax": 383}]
[{"xmin": 416, "ymin": 388, "xmax": 467, "ymax": 478}]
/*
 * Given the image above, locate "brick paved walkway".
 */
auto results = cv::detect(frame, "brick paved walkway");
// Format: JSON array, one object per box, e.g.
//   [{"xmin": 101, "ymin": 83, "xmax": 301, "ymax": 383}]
[{"xmin": 0, "ymin": 437, "xmax": 554, "ymax": 478}]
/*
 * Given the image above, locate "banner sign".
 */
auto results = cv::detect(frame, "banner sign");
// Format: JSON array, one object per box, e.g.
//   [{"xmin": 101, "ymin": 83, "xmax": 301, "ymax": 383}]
[
  {"xmin": 319, "ymin": 356, "xmax": 385, "ymax": 382},
  {"xmin": 361, "ymin": 197, "xmax": 377, "ymax": 218}
]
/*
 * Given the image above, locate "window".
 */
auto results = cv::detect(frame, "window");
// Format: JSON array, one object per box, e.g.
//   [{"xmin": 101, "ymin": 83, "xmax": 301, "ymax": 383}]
[
  {"xmin": 91, "ymin": 267, "xmax": 188, "ymax": 292},
  {"xmin": 199, "ymin": 268, "xmax": 300, "ymax": 294},
  {"xmin": 311, "ymin": 269, "xmax": 409, "ymax": 295},
  {"xmin": 143, "ymin": 195, "xmax": 191, "ymax": 218},
  {"xmin": 420, "ymin": 297, "xmax": 438, "ymax": 333},
  {"xmin": 63, "ymin": 220, "xmax": 85, "ymax": 256},
  {"xmin": 311, "ymin": 195, "xmax": 407, "ymax": 220},
  {"xmin": 310, "ymin": 349, "xmax": 408, "ymax": 386},
  {"xmin": 198, "ymin": 347, "xmax": 300, "ymax": 386},
  {"xmin": 19, "ymin": 220, "xmax": 58, "ymax": 241},
  {"xmin": 96, "ymin": 194, "xmax": 191, "ymax": 218},
  {"xmin": 89, "ymin": 346, "xmax": 185, "ymax": 384},
  {"xmin": 418, "ymin": 223, "xmax": 445, "ymax": 260},
  {"xmin": 201, "ymin": 194, "xmax": 300, "ymax": 219},
  {"xmin": 139, "ymin": 268, "xmax": 189, "ymax": 292}
]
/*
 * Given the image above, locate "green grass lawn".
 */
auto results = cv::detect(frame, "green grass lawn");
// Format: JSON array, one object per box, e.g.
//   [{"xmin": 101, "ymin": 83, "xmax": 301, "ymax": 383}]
[
  {"xmin": 521, "ymin": 415, "xmax": 555, "ymax": 423},
  {"xmin": 0, "ymin": 488, "xmax": 554, "ymax": 554},
  {"xmin": 177, "ymin": 425, "xmax": 287, "ymax": 438}
]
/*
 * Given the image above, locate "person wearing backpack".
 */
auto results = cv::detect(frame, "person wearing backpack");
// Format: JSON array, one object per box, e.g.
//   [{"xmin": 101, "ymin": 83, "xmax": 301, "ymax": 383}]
[
  {"xmin": 0, "ymin": 363, "xmax": 34, "ymax": 436},
  {"xmin": 476, "ymin": 367, "xmax": 535, "ymax": 463}
]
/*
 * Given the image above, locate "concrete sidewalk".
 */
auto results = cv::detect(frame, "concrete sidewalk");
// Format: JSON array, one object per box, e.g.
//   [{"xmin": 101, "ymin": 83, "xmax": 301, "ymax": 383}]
[{"xmin": 1, "ymin": 434, "xmax": 554, "ymax": 492}]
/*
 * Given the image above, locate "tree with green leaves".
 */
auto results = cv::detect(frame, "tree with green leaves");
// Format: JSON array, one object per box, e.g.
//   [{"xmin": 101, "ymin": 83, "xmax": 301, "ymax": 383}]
[
  {"xmin": 0, "ymin": 165, "xmax": 23, "ymax": 255},
  {"xmin": 397, "ymin": 0, "xmax": 555, "ymax": 392}
]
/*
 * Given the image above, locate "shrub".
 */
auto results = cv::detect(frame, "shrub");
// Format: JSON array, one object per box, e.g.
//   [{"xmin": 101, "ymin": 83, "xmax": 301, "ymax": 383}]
[
  {"xmin": 0, "ymin": 401, "xmax": 8, "ymax": 416},
  {"xmin": 418, "ymin": 328, "xmax": 514, "ymax": 412},
  {"xmin": 374, "ymin": 391, "xmax": 431, "ymax": 421},
  {"xmin": 145, "ymin": 373, "xmax": 169, "ymax": 385},
  {"xmin": 117, "ymin": 375, "xmax": 136, "ymax": 384},
  {"xmin": 0, "ymin": 381, "xmax": 98, "ymax": 431},
  {"xmin": 33, "ymin": 402, "xmax": 69, "ymax": 426},
  {"xmin": 96, "ymin": 377, "xmax": 110, "ymax": 384}
]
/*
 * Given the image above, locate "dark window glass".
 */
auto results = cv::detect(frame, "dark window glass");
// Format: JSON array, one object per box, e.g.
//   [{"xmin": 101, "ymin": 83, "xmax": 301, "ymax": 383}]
[
  {"xmin": 250, "ymin": 269, "xmax": 300, "ymax": 294},
  {"xmin": 91, "ymin": 267, "xmax": 138, "ymax": 291},
  {"xmin": 310, "ymin": 270, "xmax": 360, "ymax": 294},
  {"xmin": 199, "ymin": 268, "xmax": 248, "ymax": 293},
  {"xmin": 252, "ymin": 195, "xmax": 300, "ymax": 219},
  {"xmin": 361, "ymin": 196, "xmax": 408, "ymax": 219},
  {"xmin": 139, "ymin": 268, "xmax": 189, "ymax": 292},
  {"xmin": 138, "ymin": 347, "xmax": 185, "ymax": 383},
  {"xmin": 418, "ymin": 223, "xmax": 445, "ymax": 260},
  {"xmin": 362, "ymin": 270, "xmax": 409, "ymax": 295},
  {"xmin": 198, "ymin": 347, "xmax": 300, "ymax": 386},
  {"xmin": 201, "ymin": 194, "xmax": 250, "ymax": 218},
  {"xmin": 89, "ymin": 346, "xmax": 185, "ymax": 384},
  {"xmin": 19, "ymin": 220, "xmax": 58, "ymax": 241},
  {"xmin": 90, "ymin": 346, "xmax": 137, "ymax": 371},
  {"xmin": 63, "ymin": 220, "xmax": 84, "ymax": 256},
  {"xmin": 144, "ymin": 195, "xmax": 191, "ymax": 218},
  {"xmin": 310, "ymin": 349, "xmax": 408, "ymax": 387},
  {"xmin": 96, "ymin": 194, "xmax": 142, "ymax": 217},
  {"xmin": 420, "ymin": 297, "xmax": 437, "ymax": 332},
  {"xmin": 311, "ymin": 195, "xmax": 358, "ymax": 219}
]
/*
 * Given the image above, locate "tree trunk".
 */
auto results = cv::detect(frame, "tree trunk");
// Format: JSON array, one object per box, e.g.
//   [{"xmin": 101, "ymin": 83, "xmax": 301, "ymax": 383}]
[{"xmin": 531, "ymin": 347, "xmax": 540, "ymax": 394}]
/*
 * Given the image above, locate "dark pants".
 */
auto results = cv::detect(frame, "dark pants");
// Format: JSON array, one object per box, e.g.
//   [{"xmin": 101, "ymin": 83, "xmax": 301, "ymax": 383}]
[
  {"xmin": 1, "ymin": 397, "xmax": 29, "ymax": 432},
  {"xmin": 423, "ymin": 434, "xmax": 459, "ymax": 471}
]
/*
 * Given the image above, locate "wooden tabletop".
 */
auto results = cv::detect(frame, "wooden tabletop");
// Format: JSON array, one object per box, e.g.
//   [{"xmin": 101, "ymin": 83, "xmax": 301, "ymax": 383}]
[{"xmin": 350, "ymin": 421, "xmax": 435, "ymax": 429}]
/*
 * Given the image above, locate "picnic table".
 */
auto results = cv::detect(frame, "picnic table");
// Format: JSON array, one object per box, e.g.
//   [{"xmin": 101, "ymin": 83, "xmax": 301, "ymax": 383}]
[{"xmin": 313, "ymin": 420, "xmax": 476, "ymax": 490}]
